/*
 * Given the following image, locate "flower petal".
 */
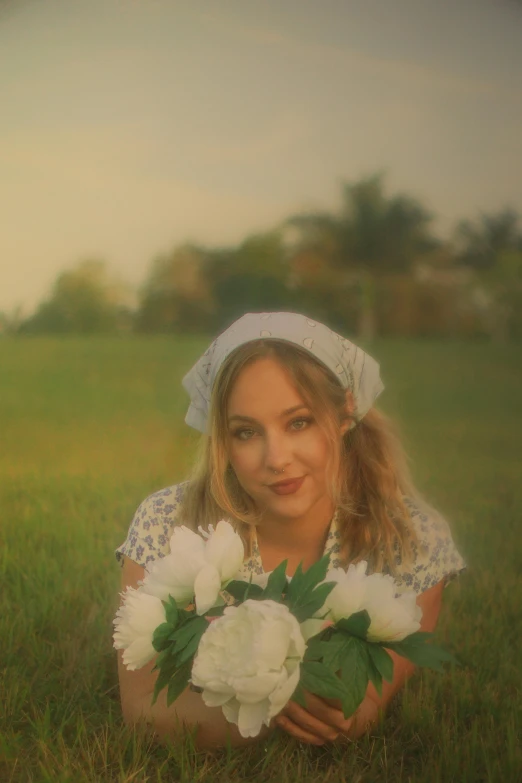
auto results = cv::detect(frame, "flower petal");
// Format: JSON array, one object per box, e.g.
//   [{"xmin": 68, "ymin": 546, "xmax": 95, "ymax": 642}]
[
  {"xmin": 190, "ymin": 598, "xmax": 305, "ymax": 737},
  {"xmin": 112, "ymin": 589, "xmax": 167, "ymax": 670},
  {"xmin": 221, "ymin": 697, "xmax": 240, "ymax": 726},
  {"xmin": 122, "ymin": 637, "xmax": 156, "ymax": 670},
  {"xmin": 233, "ymin": 673, "xmax": 281, "ymax": 703},
  {"xmin": 194, "ymin": 563, "xmax": 221, "ymax": 615},
  {"xmin": 364, "ymin": 582, "xmax": 421, "ymax": 642},
  {"xmin": 204, "ymin": 520, "xmax": 245, "ymax": 583},
  {"xmin": 237, "ymin": 700, "xmax": 270, "ymax": 738},
  {"xmin": 268, "ymin": 665, "xmax": 300, "ymax": 718},
  {"xmin": 200, "ymin": 689, "xmax": 235, "ymax": 708},
  {"xmin": 170, "ymin": 525, "xmax": 206, "ymax": 556}
]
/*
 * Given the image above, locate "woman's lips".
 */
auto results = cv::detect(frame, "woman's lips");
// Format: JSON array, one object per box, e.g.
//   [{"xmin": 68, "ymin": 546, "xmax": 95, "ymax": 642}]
[{"xmin": 268, "ymin": 476, "xmax": 306, "ymax": 495}]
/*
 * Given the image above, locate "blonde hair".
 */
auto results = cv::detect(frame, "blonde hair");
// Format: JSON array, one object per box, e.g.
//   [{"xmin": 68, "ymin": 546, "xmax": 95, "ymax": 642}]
[{"xmin": 178, "ymin": 339, "xmax": 435, "ymax": 577}]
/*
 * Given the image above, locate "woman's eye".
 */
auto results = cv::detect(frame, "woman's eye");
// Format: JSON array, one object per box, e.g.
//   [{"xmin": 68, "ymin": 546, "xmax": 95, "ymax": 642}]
[
  {"xmin": 235, "ymin": 428, "xmax": 255, "ymax": 440},
  {"xmin": 233, "ymin": 418, "xmax": 312, "ymax": 441},
  {"xmin": 291, "ymin": 417, "xmax": 312, "ymax": 430}
]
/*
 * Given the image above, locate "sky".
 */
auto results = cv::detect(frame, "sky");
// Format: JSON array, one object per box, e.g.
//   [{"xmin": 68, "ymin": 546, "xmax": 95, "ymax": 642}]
[{"xmin": 1, "ymin": 0, "xmax": 522, "ymax": 315}]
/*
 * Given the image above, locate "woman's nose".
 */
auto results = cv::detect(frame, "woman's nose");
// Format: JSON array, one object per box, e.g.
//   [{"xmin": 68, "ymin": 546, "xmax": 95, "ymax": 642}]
[{"xmin": 264, "ymin": 431, "xmax": 292, "ymax": 474}]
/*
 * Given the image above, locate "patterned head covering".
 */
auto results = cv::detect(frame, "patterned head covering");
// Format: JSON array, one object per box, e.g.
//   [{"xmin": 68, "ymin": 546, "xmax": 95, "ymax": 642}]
[{"xmin": 181, "ymin": 311, "xmax": 384, "ymax": 435}]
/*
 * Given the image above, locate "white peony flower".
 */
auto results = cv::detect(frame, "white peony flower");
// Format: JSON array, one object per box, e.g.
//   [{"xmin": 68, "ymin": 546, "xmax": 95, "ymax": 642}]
[
  {"xmin": 363, "ymin": 573, "xmax": 422, "ymax": 642},
  {"xmin": 190, "ymin": 599, "xmax": 306, "ymax": 738},
  {"xmin": 320, "ymin": 560, "xmax": 422, "ymax": 643},
  {"xmin": 140, "ymin": 520, "xmax": 245, "ymax": 615},
  {"xmin": 113, "ymin": 587, "xmax": 167, "ymax": 670},
  {"xmin": 320, "ymin": 561, "xmax": 369, "ymax": 625},
  {"xmin": 139, "ymin": 527, "xmax": 206, "ymax": 607}
]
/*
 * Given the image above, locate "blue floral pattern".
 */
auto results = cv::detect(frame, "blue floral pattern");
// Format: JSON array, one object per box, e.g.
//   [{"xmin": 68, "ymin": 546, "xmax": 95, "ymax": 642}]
[{"xmin": 115, "ymin": 482, "xmax": 467, "ymax": 595}]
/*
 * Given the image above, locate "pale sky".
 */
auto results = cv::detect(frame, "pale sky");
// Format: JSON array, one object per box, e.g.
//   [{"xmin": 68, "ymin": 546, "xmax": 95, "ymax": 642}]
[{"xmin": 1, "ymin": 0, "xmax": 522, "ymax": 315}]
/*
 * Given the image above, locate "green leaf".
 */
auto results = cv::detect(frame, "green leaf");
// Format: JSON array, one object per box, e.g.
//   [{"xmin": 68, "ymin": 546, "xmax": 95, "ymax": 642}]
[
  {"xmin": 286, "ymin": 555, "xmax": 331, "ymax": 608},
  {"xmin": 366, "ymin": 651, "xmax": 383, "ymax": 698},
  {"xmin": 319, "ymin": 639, "xmax": 347, "ymax": 670},
  {"xmin": 176, "ymin": 625, "xmax": 208, "ymax": 664},
  {"xmin": 262, "ymin": 560, "xmax": 289, "ymax": 601},
  {"xmin": 392, "ymin": 631, "xmax": 434, "ymax": 645},
  {"xmin": 303, "ymin": 636, "xmax": 329, "ymax": 662},
  {"xmin": 385, "ymin": 639, "xmax": 460, "ymax": 671},
  {"xmin": 385, "ymin": 631, "xmax": 461, "ymax": 670},
  {"xmin": 152, "ymin": 622, "xmax": 175, "ymax": 652},
  {"xmin": 304, "ymin": 633, "xmax": 350, "ymax": 670},
  {"xmin": 286, "ymin": 577, "xmax": 336, "ymax": 622},
  {"xmin": 171, "ymin": 616, "xmax": 208, "ymax": 658},
  {"xmin": 162, "ymin": 595, "xmax": 179, "ymax": 627},
  {"xmin": 308, "ymin": 580, "xmax": 336, "ymax": 604},
  {"xmin": 300, "ymin": 660, "xmax": 349, "ymax": 701},
  {"xmin": 367, "ymin": 644, "xmax": 394, "ymax": 684},
  {"xmin": 203, "ymin": 605, "xmax": 227, "ymax": 618},
  {"xmin": 337, "ymin": 637, "xmax": 370, "ymax": 719},
  {"xmin": 152, "ymin": 647, "xmax": 175, "ymax": 671},
  {"xmin": 177, "ymin": 607, "xmax": 197, "ymax": 624},
  {"xmin": 243, "ymin": 581, "xmax": 265, "ymax": 601},
  {"xmin": 151, "ymin": 654, "xmax": 182, "ymax": 705},
  {"xmin": 222, "ymin": 580, "xmax": 252, "ymax": 602},
  {"xmin": 336, "ymin": 610, "xmax": 371, "ymax": 639},
  {"xmin": 166, "ymin": 660, "xmax": 193, "ymax": 706},
  {"xmin": 284, "ymin": 561, "xmax": 305, "ymax": 602},
  {"xmin": 291, "ymin": 582, "xmax": 337, "ymax": 622},
  {"xmin": 299, "ymin": 555, "xmax": 332, "ymax": 590}
]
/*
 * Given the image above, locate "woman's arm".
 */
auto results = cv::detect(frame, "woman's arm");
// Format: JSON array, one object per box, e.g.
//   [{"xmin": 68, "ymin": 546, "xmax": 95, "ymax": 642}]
[
  {"xmin": 116, "ymin": 556, "xmax": 273, "ymax": 750},
  {"xmin": 360, "ymin": 578, "xmax": 445, "ymax": 724},
  {"xmin": 274, "ymin": 579, "xmax": 445, "ymax": 743}
]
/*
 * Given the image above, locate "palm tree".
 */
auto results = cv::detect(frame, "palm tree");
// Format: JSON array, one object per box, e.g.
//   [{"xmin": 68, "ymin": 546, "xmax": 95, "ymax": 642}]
[
  {"xmin": 454, "ymin": 209, "xmax": 522, "ymax": 271},
  {"xmin": 283, "ymin": 173, "xmax": 438, "ymax": 339},
  {"xmin": 454, "ymin": 209, "xmax": 522, "ymax": 341}
]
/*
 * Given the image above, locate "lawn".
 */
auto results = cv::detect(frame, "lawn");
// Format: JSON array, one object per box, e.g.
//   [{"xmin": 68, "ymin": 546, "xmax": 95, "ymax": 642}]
[{"xmin": 1, "ymin": 336, "xmax": 520, "ymax": 782}]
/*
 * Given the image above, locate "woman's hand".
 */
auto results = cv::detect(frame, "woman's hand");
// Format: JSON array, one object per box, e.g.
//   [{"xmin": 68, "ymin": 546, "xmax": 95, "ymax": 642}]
[
  {"xmin": 272, "ymin": 691, "xmax": 380, "ymax": 745},
  {"xmin": 272, "ymin": 691, "xmax": 352, "ymax": 745}
]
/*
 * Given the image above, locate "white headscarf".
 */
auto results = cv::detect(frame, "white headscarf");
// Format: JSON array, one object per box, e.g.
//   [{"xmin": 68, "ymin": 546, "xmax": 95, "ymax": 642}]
[{"xmin": 181, "ymin": 311, "xmax": 384, "ymax": 435}]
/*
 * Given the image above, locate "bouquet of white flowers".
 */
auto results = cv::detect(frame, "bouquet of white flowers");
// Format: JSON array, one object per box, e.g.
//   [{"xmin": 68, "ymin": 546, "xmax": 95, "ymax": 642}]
[{"xmin": 114, "ymin": 521, "xmax": 457, "ymax": 738}]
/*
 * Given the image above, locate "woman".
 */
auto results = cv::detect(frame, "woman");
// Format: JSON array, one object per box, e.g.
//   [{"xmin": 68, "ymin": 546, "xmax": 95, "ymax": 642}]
[{"xmin": 115, "ymin": 311, "xmax": 467, "ymax": 749}]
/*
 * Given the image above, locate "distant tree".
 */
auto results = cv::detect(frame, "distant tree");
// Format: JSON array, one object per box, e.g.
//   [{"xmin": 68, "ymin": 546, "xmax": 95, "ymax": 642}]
[
  {"xmin": 285, "ymin": 172, "xmax": 438, "ymax": 339},
  {"xmin": 21, "ymin": 259, "xmax": 133, "ymax": 334},
  {"xmin": 454, "ymin": 209, "xmax": 522, "ymax": 340},
  {"xmin": 136, "ymin": 244, "xmax": 216, "ymax": 333},
  {"xmin": 207, "ymin": 231, "xmax": 297, "ymax": 326},
  {"xmin": 282, "ymin": 244, "xmax": 360, "ymax": 334},
  {"xmin": 454, "ymin": 208, "xmax": 522, "ymax": 271},
  {"xmin": 0, "ymin": 305, "xmax": 24, "ymax": 336}
]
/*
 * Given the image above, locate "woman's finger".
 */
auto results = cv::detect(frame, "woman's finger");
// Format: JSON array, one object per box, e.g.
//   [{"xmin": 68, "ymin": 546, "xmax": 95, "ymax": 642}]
[
  {"xmin": 274, "ymin": 715, "xmax": 327, "ymax": 746},
  {"xmin": 280, "ymin": 700, "xmax": 341, "ymax": 742},
  {"xmin": 296, "ymin": 691, "xmax": 354, "ymax": 734}
]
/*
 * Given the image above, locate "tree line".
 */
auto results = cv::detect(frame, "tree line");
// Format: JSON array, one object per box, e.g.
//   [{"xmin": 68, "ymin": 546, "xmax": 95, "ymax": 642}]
[{"xmin": 3, "ymin": 173, "xmax": 522, "ymax": 341}]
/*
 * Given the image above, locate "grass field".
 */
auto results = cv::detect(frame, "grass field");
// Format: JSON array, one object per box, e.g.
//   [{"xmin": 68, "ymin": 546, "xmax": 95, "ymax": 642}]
[{"xmin": 1, "ymin": 336, "xmax": 521, "ymax": 783}]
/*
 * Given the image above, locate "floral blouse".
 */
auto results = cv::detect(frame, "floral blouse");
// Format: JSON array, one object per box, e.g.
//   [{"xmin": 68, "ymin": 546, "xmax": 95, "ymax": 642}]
[
  {"xmin": 115, "ymin": 481, "xmax": 467, "ymax": 596},
  {"xmin": 115, "ymin": 482, "xmax": 467, "ymax": 594}
]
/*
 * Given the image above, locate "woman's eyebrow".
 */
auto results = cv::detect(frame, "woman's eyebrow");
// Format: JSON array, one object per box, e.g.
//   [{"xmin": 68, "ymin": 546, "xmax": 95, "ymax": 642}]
[{"xmin": 228, "ymin": 404, "xmax": 309, "ymax": 425}]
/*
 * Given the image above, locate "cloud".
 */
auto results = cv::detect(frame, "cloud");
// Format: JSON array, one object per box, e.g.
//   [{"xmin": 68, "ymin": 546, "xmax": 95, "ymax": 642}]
[
  {"xmin": 0, "ymin": 125, "xmax": 299, "ymax": 311},
  {"xmin": 187, "ymin": 109, "xmax": 313, "ymax": 166},
  {"xmin": 196, "ymin": 10, "xmax": 515, "ymax": 99}
]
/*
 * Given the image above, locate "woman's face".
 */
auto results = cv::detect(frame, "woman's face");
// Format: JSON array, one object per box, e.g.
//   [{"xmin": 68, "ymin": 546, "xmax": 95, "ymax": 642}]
[{"xmin": 225, "ymin": 357, "xmax": 351, "ymax": 523}]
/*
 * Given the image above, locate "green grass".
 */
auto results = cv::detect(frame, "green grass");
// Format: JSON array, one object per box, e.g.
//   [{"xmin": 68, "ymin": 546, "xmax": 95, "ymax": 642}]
[{"xmin": 1, "ymin": 336, "xmax": 521, "ymax": 782}]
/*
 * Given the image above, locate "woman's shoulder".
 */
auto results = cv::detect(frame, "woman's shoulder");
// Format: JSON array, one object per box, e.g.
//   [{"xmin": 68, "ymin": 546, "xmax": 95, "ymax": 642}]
[
  {"xmin": 133, "ymin": 482, "xmax": 189, "ymax": 522},
  {"xmin": 401, "ymin": 494, "xmax": 456, "ymax": 550},
  {"xmin": 389, "ymin": 494, "xmax": 468, "ymax": 595},
  {"xmin": 115, "ymin": 481, "xmax": 190, "ymax": 569}
]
